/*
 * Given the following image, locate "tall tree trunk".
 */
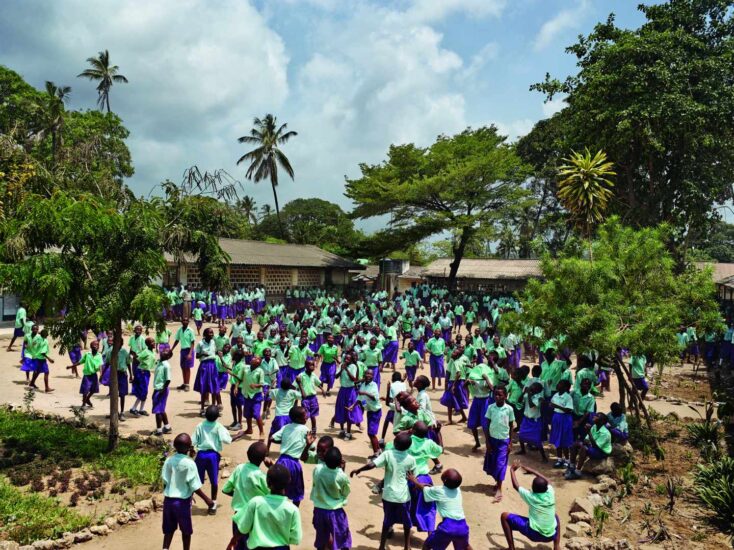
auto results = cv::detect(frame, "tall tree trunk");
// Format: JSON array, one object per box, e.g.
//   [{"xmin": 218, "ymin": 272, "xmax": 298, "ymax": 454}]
[
  {"xmin": 272, "ymin": 181, "xmax": 284, "ymax": 239},
  {"xmin": 106, "ymin": 93, "xmax": 111, "ymax": 114},
  {"xmin": 108, "ymin": 318, "xmax": 122, "ymax": 451},
  {"xmin": 448, "ymin": 227, "xmax": 471, "ymax": 290}
]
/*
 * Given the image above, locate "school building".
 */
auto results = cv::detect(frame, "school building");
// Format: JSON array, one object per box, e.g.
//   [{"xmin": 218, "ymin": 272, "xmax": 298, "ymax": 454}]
[
  {"xmin": 164, "ymin": 238, "xmax": 362, "ymax": 297},
  {"xmin": 420, "ymin": 258, "xmax": 542, "ymax": 292}
]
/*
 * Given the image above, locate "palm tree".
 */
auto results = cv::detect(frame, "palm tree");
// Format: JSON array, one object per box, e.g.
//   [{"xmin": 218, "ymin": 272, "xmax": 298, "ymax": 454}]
[
  {"xmin": 44, "ymin": 81, "xmax": 71, "ymax": 163},
  {"xmin": 557, "ymin": 148, "xmax": 616, "ymax": 261},
  {"xmin": 259, "ymin": 204, "xmax": 273, "ymax": 221},
  {"xmin": 77, "ymin": 50, "xmax": 128, "ymax": 113},
  {"xmin": 236, "ymin": 114, "xmax": 297, "ymax": 237},
  {"xmin": 236, "ymin": 195, "xmax": 258, "ymax": 226}
]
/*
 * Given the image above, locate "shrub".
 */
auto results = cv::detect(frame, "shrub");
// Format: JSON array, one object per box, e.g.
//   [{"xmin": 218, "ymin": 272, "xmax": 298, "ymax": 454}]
[{"xmin": 694, "ymin": 457, "xmax": 734, "ymax": 535}]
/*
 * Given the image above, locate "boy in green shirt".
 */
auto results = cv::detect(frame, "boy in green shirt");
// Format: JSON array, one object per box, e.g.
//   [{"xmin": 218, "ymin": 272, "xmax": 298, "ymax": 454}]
[
  {"xmin": 222, "ymin": 441, "xmax": 269, "ymax": 518},
  {"xmin": 311, "ymin": 447, "xmax": 352, "ymax": 550},
  {"xmin": 566, "ymin": 413, "xmax": 612, "ymax": 480},
  {"xmin": 502, "ymin": 461, "xmax": 560, "ymax": 550},
  {"xmin": 228, "ymin": 464, "xmax": 302, "ymax": 550}
]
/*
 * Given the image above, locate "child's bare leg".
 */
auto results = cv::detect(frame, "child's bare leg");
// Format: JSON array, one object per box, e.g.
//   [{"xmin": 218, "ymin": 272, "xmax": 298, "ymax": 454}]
[
  {"xmin": 310, "ymin": 415, "xmax": 317, "ymax": 433},
  {"xmin": 256, "ymin": 418, "xmax": 264, "ymax": 438},
  {"xmin": 162, "ymin": 532, "xmax": 174, "ymax": 550},
  {"xmin": 43, "ymin": 373, "xmax": 53, "ymax": 392},
  {"xmin": 500, "ymin": 512, "xmax": 516, "ymax": 550},
  {"xmin": 472, "ymin": 428, "xmax": 481, "ymax": 450},
  {"xmin": 181, "ymin": 533, "xmax": 191, "ymax": 550},
  {"xmin": 402, "ymin": 526, "xmax": 411, "ymax": 550}
]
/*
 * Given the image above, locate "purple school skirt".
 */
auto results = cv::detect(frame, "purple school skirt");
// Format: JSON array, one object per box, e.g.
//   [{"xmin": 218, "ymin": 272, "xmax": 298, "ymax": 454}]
[
  {"xmin": 382, "ymin": 341, "xmax": 399, "ymax": 364},
  {"xmin": 179, "ymin": 348, "xmax": 194, "ymax": 369},
  {"xmin": 20, "ymin": 354, "xmax": 34, "ymax": 373},
  {"xmin": 367, "ymin": 409, "xmax": 382, "ymax": 436},
  {"xmin": 413, "ymin": 338, "xmax": 426, "ymax": 356},
  {"xmin": 100, "ymin": 364, "xmax": 111, "ymax": 386},
  {"xmin": 132, "ymin": 368, "xmax": 150, "ymax": 400},
  {"xmin": 117, "ymin": 370, "xmax": 129, "ymax": 396},
  {"xmin": 13, "ymin": 327, "xmax": 24, "ymax": 338},
  {"xmin": 633, "ymin": 377, "xmax": 649, "ymax": 391},
  {"xmin": 610, "ymin": 428, "xmax": 628, "ymax": 443},
  {"xmin": 429, "ymin": 355, "xmax": 445, "ymax": 378},
  {"xmin": 217, "ymin": 371, "xmax": 229, "ymax": 390},
  {"xmin": 483, "ymin": 436, "xmax": 510, "ymax": 482},
  {"xmin": 69, "ymin": 346, "xmax": 82, "ymax": 365},
  {"xmin": 382, "ymin": 500, "xmax": 412, "ymax": 529},
  {"xmin": 80, "ymin": 373, "xmax": 99, "ymax": 395},
  {"xmin": 320, "ymin": 362, "xmax": 336, "ymax": 388},
  {"xmin": 243, "ymin": 392, "xmax": 263, "ymax": 419},
  {"xmin": 506, "ymin": 513, "xmax": 558, "ymax": 543},
  {"xmin": 585, "ymin": 444, "xmax": 609, "ymax": 460},
  {"xmin": 454, "ymin": 315, "xmax": 463, "ymax": 327},
  {"xmin": 550, "ymin": 412, "xmax": 574, "ymax": 449},
  {"xmin": 269, "ymin": 415, "xmax": 291, "ymax": 436},
  {"xmin": 302, "ymin": 394, "xmax": 320, "ymax": 418},
  {"xmin": 467, "ymin": 396, "xmax": 490, "ymax": 430},
  {"xmin": 441, "ymin": 328, "xmax": 452, "ymax": 343},
  {"xmin": 367, "ymin": 365, "xmax": 381, "ymax": 388},
  {"xmin": 439, "ymin": 381, "xmax": 468, "ymax": 410},
  {"xmin": 519, "ymin": 416, "xmax": 544, "ymax": 448},
  {"xmin": 195, "ymin": 449, "xmax": 221, "ymax": 484},
  {"xmin": 409, "ymin": 474, "xmax": 436, "ymax": 532},
  {"xmin": 406, "ymin": 365, "xmax": 417, "ymax": 382},
  {"xmin": 194, "ymin": 359, "xmax": 219, "ymax": 395},
  {"xmin": 276, "ymin": 454, "xmax": 304, "ymax": 504},
  {"xmin": 313, "ymin": 507, "xmax": 352, "ymax": 550},
  {"xmin": 32, "ymin": 359, "xmax": 49, "ymax": 374},
  {"xmin": 334, "ymin": 386, "xmax": 363, "ymax": 425},
  {"xmin": 162, "ymin": 497, "xmax": 193, "ymax": 535},
  {"xmin": 152, "ymin": 388, "xmax": 169, "ymax": 414},
  {"xmin": 425, "ymin": 518, "xmax": 470, "ymax": 550}
]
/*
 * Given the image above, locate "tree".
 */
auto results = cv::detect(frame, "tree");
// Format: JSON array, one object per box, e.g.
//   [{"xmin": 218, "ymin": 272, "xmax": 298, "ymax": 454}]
[
  {"xmin": 43, "ymin": 81, "xmax": 71, "ymax": 163},
  {"xmin": 0, "ymin": 192, "xmax": 168, "ymax": 450},
  {"xmin": 345, "ymin": 126, "xmax": 532, "ymax": 288},
  {"xmin": 236, "ymin": 114, "xmax": 297, "ymax": 237},
  {"xmin": 236, "ymin": 195, "xmax": 258, "ymax": 226},
  {"xmin": 530, "ymin": 1, "xmax": 734, "ymax": 252},
  {"xmin": 77, "ymin": 50, "xmax": 128, "ymax": 113},
  {"xmin": 557, "ymin": 148, "xmax": 615, "ymax": 261},
  {"xmin": 689, "ymin": 220, "xmax": 734, "ymax": 263},
  {"xmin": 501, "ymin": 217, "xmax": 721, "ymax": 425}
]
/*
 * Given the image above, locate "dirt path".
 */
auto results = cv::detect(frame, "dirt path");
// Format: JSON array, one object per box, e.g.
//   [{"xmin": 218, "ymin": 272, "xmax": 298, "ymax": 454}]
[{"xmin": 1, "ymin": 323, "xmax": 702, "ymax": 550}]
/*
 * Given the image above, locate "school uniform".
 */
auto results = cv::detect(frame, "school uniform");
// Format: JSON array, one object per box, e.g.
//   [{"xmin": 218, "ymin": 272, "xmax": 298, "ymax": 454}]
[
  {"xmin": 269, "ymin": 388, "xmax": 300, "ymax": 435},
  {"xmin": 310, "ymin": 464, "xmax": 352, "ymax": 550},
  {"xmin": 549, "ymin": 392, "xmax": 574, "ymax": 450},
  {"xmin": 483, "ymin": 403, "xmax": 514, "ymax": 482},
  {"xmin": 297, "ymin": 372, "xmax": 322, "ymax": 418},
  {"xmin": 359, "ymin": 380, "xmax": 382, "ymax": 436},
  {"xmin": 79, "ymin": 352, "xmax": 103, "ymax": 394},
  {"xmin": 272, "ymin": 423, "xmax": 309, "ymax": 504},
  {"xmin": 373, "ymin": 449, "xmax": 417, "ymax": 529},
  {"xmin": 193, "ymin": 419, "xmax": 232, "ymax": 486},
  {"xmin": 152, "ymin": 360, "xmax": 171, "ymax": 414},
  {"xmin": 317, "ymin": 343, "xmax": 339, "ymax": 388},
  {"xmin": 233, "ymin": 494, "xmax": 302, "ymax": 550},
  {"xmin": 466, "ymin": 365, "xmax": 492, "ymax": 430},
  {"xmin": 518, "ymin": 393, "xmax": 544, "ymax": 448},
  {"xmin": 426, "ymin": 338, "xmax": 446, "ymax": 378},
  {"xmin": 132, "ymin": 347, "xmax": 155, "ymax": 400},
  {"xmin": 334, "ymin": 364, "xmax": 363, "ymax": 425},
  {"xmin": 506, "ymin": 485, "xmax": 558, "ymax": 543},
  {"xmin": 194, "ymin": 338, "xmax": 219, "ymax": 395},
  {"xmin": 161, "ymin": 453, "xmax": 203, "ymax": 536},
  {"xmin": 174, "ymin": 327, "xmax": 196, "ymax": 369},
  {"xmin": 422, "ymin": 485, "xmax": 470, "ymax": 550},
  {"xmin": 243, "ymin": 368, "xmax": 265, "ymax": 419}
]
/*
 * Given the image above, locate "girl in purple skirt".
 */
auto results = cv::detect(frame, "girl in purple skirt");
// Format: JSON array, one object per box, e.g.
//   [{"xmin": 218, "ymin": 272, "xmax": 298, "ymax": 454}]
[
  {"xmin": 268, "ymin": 379, "xmax": 301, "ymax": 439},
  {"xmin": 517, "ymin": 382, "xmax": 547, "ymax": 462},
  {"xmin": 194, "ymin": 328, "xmax": 219, "ymax": 416},
  {"xmin": 466, "ymin": 362, "xmax": 493, "ymax": 452},
  {"xmin": 483, "ymin": 386, "xmax": 515, "ymax": 502},
  {"xmin": 270, "ymin": 406, "xmax": 313, "ymax": 506},
  {"xmin": 440, "ymin": 349, "xmax": 468, "ymax": 425},
  {"xmin": 296, "ymin": 359, "xmax": 325, "ymax": 434},
  {"xmin": 333, "ymin": 353, "xmax": 362, "ymax": 440},
  {"xmin": 354, "ymin": 368, "xmax": 382, "ymax": 457},
  {"xmin": 72, "ymin": 340, "xmax": 103, "ymax": 409},
  {"xmin": 549, "ymin": 379, "xmax": 574, "ymax": 469}
]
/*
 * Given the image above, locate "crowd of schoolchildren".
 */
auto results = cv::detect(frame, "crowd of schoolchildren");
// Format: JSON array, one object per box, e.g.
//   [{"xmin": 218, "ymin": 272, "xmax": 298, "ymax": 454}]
[{"xmin": 8, "ymin": 282, "xmax": 732, "ymax": 550}]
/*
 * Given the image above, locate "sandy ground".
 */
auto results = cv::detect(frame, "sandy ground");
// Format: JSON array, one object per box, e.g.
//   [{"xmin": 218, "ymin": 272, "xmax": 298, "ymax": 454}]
[{"xmin": 1, "ymin": 322, "xmax": 696, "ymax": 550}]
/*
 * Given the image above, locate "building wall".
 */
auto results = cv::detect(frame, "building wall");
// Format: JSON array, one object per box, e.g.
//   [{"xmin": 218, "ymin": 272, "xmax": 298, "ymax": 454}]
[
  {"xmin": 230, "ymin": 266, "xmax": 261, "ymax": 287},
  {"xmin": 426, "ymin": 276, "xmax": 530, "ymax": 293},
  {"xmin": 297, "ymin": 268, "xmax": 323, "ymax": 287}
]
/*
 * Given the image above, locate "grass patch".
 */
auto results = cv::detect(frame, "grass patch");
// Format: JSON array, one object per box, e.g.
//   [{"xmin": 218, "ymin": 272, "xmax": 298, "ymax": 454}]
[
  {"xmin": 0, "ymin": 479, "xmax": 92, "ymax": 544},
  {"xmin": 0, "ymin": 408, "xmax": 162, "ymax": 486}
]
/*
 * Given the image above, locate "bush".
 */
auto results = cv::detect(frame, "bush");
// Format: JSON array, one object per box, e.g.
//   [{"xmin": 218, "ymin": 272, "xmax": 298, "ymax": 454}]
[{"xmin": 694, "ymin": 457, "xmax": 734, "ymax": 535}]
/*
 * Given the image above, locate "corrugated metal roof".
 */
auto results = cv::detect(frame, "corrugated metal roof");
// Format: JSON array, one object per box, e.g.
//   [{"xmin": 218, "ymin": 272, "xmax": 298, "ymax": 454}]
[
  {"xmin": 166, "ymin": 238, "xmax": 362, "ymax": 269},
  {"xmin": 422, "ymin": 258, "xmax": 541, "ymax": 280}
]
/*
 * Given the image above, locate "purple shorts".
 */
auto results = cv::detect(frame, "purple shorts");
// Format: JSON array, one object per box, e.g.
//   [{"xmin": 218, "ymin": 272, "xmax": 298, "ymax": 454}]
[
  {"xmin": 152, "ymin": 388, "xmax": 169, "ymax": 414},
  {"xmin": 633, "ymin": 377, "xmax": 648, "ymax": 391},
  {"xmin": 425, "ymin": 518, "xmax": 470, "ymax": 550},
  {"xmin": 585, "ymin": 445, "xmax": 609, "ymax": 460},
  {"xmin": 505, "ymin": 513, "xmax": 558, "ymax": 543},
  {"xmin": 383, "ymin": 500, "xmax": 412, "ymax": 529},
  {"xmin": 367, "ymin": 409, "xmax": 382, "ymax": 437},
  {"xmin": 269, "ymin": 415, "xmax": 291, "ymax": 436},
  {"xmin": 406, "ymin": 365, "xmax": 417, "ymax": 382},
  {"xmin": 313, "ymin": 507, "xmax": 352, "ymax": 550},
  {"xmin": 180, "ymin": 348, "xmax": 194, "ymax": 369},
  {"xmin": 195, "ymin": 450, "xmax": 221, "ymax": 485},
  {"xmin": 244, "ymin": 393, "xmax": 263, "ymax": 419},
  {"xmin": 33, "ymin": 359, "xmax": 49, "ymax": 374},
  {"xmin": 80, "ymin": 373, "xmax": 99, "ymax": 395},
  {"xmin": 276, "ymin": 454, "xmax": 304, "ymax": 504},
  {"xmin": 13, "ymin": 327, "xmax": 24, "ymax": 338},
  {"xmin": 302, "ymin": 394, "xmax": 320, "ymax": 418},
  {"xmin": 117, "ymin": 370, "xmax": 129, "ymax": 397},
  {"xmin": 162, "ymin": 497, "xmax": 193, "ymax": 535}
]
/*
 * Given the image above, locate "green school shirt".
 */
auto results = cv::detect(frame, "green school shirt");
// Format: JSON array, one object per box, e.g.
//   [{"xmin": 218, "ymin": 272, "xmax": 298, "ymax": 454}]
[
  {"xmin": 339, "ymin": 363, "xmax": 359, "ymax": 388},
  {"xmin": 359, "ymin": 381, "xmax": 381, "ymax": 412},
  {"xmin": 523, "ymin": 393, "xmax": 542, "ymax": 419},
  {"xmin": 193, "ymin": 420, "xmax": 232, "ymax": 453},
  {"xmin": 573, "ymin": 392, "xmax": 596, "ymax": 416},
  {"xmin": 272, "ymin": 423, "xmax": 309, "ymax": 459},
  {"xmin": 243, "ymin": 367, "xmax": 264, "ymax": 398},
  {"xmin": 551, "ymin": 392, "xmax": 573, "ymax": 413},
  {"xmin": 423, "ymin": 486, "xmax": 464, "ymax": 520},
  {"xmin": 507, "ymin": 379, "xmax": 523, "ymax": 409},
  {"xmin": 426, "ymin": 337, "xmax": 446, "ymax": 357},
  {"xmin": 251, "ymin": 339, "xmax": 270, "ymax": 358},
  {"xmin": 318, "ymin": 343, "xmax": 339, "ymax": 363},
  {"xmin": 233, "ymin": 494, "xmax": 302, "ymax": 548},
  {"xmin": 630, "ymin": 355, "xmax": 646, "ymax": 379},
  {"xmin": 402, "ymin": 350, "xmax": 421, "ymax": 367},
  {"xmin": 230, "ymin": 361, "xmax": 246, "ymax": 389},
  {"xmin": 14, "ymin": 307, "xmax": 26, "ymax": 329},
  {"xmin": 467, "ymin": 365, "xmax": 492, "ymax": 398},
  {"xmin": 222, "ymin": 462, "xmax": 268, "ymax": 514},
  {"xmin": 519, "ymin": 486, "xmax": 556, "ymax": 538},
  {"xmin": 192, "ymin": 307, "xmax": 203, "ymax": 321},
  {"xmin": 153, "ymin": 360, "xmax": 171, "ymax": 390},
  {"xmin": 161, "ymin": 453, "xmax": 202, "ymax": 498},
  {"xmin": 573, "ymin": 367, "xmax": 597, "ymax": 393},
  {"xmin": 373, "ymin": 449, "xmax": 417, "ymax": 504},
  {"xmin": 608, "ymin": 412, "xmax": 628, "ymax": 433},
  {"xmin": 590, "ymin": 424, "xmax": 612, "ymax": 455},
  {"xmin": 485, "ymin": 403, "xmax": 515, "ymax": 440},
  {"xmin": 297, "ymin": 371, "xmax": 321, "ymax": 397},
  {"xmin": 136, "ymin": 348, "xmax": 156, "ymax": 372},
  {"xmin": 310, "ymin": 464, "xmax": 351, "ymax": 510},
  {"xmin": 274, "ymin": 388, "xmax": 300, "ymax": 416},
  {"xmin": 214, "ymin": 334, "xmax": 229, "ymax": 352},
  {"xmin": 81, "ymin": 352, "xmax": 103, "ymax": 376},
  {"xmin": 128, "ymin": 334, "xmax": 146, "ymax": 355},
  {"xmin": 360, "ymin": 347, "xmax": 381, "ymax": 367},
  {"xmin": 216, "ymin": 354, "xmax": 232, "ymax": 373},
  {"xmin": 402, "ymin": 435, "xmax": 442, "ymax": 476},
  {"xmin": 155, "ymin": 329, "xmax": 172, "ymax": 344},
  {"xmin": 289, "ymin": 345, "xmax": 311, "ymax": 370},
  {"xmin": 174, "ymin": 327, "xmax": 196, "ymax": 349}
]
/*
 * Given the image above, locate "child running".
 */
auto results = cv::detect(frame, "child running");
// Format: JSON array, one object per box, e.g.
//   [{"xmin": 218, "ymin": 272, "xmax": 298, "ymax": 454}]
[
  {"xmin": 72, "ymin": 340, "xmax": 103, "ymax": 409},
  {"xmin": 152, "ymin": 349, "xmax": 172, "ymax": 435},
  {"xmin": 483, "ymin": 385, "xmax": 514, "ymax": 502},
  {"xmin": 311, "ymin": 447, "xmax": 353, "ymax": 550},
  {"xmin": 221, "ymin": 441, "xmax": 269, "ymax": 530},
  {"xmin": 269, "ymin": 406, "xmax": 315, "ymax": 507}
]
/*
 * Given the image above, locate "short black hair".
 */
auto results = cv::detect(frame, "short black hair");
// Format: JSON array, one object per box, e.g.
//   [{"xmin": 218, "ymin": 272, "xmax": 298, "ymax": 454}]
[
  {"xmin": 532, "ymin": 476, "xmax": 548, "ymax": 493},
  {"xmin": 412, "ymin": 421, "xmax": 428, "ymax": 438},
  {"xmin": 443, "ymin": 468, "xmax": 462, "ymax": 489},
  {"xmin": 267, "ymin": 464, "xmax": 291, "ymax": 492},
  {"xmin": 205, "ymin": 405, "xmax": 220, "ymax": 421},
  {"xmin": 392, "ymin": 372, "xmax": 403, "ymax": 382},
  {"xmin": 394, "ymin": 432, "xmax": 412, "ymax": 451},
  {"xmin": 289, "ymin": 405, "xmax": 307, "ymax": 422},
  {"xmin": 324, "ymin": 447, "xmax": 342, "ymax": 469},
  {"xmin": 247, "ymin": 441, "xmax": 267, "ymax": 465}
]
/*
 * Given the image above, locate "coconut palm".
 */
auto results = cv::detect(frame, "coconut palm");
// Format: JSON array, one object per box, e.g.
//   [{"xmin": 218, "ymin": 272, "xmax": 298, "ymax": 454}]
[
  {"xmin": 236, "ymin": 195, "xmax": 258, "ymax": 226},
  {"xmin": 558, "ymin": 148, "xmax": 616, "ymax": 260},
  {"xmin": 44, "ymin": 81, "xmax": 71, "ymax": 163},
  {"xmin": 236, "ymin": 114, "xmax": 297, "ymax": 236},
  {"xmin": 77, "ymin": 50, "xmax": 128, "ymax": 113},
  {"xmin": 259, "ymin": 204, "xmax": 273, "ymax": 221}
]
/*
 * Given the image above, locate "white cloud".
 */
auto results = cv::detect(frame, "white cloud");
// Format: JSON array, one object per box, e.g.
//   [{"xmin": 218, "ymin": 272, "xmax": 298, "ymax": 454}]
[
  {"xmin": 533, "ymin": 0, "xmax": 589, "ymax": 52},
  {"xmin": 407, "ymin": 0, "xmax": 507, "ymax": 22},
  {"xmin": 542, "ymin": 97, "xmax": 566, "ymax": 117},
  {"xmin": 492, "ymin": 118, "xmax": 535, "ymax": 140}
]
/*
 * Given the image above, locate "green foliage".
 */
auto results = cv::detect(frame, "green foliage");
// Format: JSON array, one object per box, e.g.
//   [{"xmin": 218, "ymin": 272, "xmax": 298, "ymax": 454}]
[
  {"xmin": 0, "ymin": 479, "xmax": 92, "ymax": 544},
  {"xmin": 345, "ymin": 126, "xmax": 532, "ymax": 285},
  {"xmin": 618, "ymin": 463, "xmax": 638, "ymax": 497},
  {"xmin": 593, "ymin": 505, "xmax": 609, "ymax": 536},
  {"xmin": 695, "ymin": 457, "xmax": 734, "ymax": 535},
  {"xmin": 77, "ymin": 49, "xmax": 128, "ymax": 113},
  {"xmin": 689, "ymin": 221, "xmax": 734, "ymax": 263},
  {"xmin": 685, "ymin": 402, "xmax": 722, "ymax": 461},
  {"xmin": 529, "ymin": 1, "xmax": 734, "ymax": 249}
]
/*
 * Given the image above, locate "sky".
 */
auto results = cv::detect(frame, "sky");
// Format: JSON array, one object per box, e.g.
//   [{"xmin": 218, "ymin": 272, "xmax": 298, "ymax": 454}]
[{"xmin": 1, "ymin": 0, "xmax": 652, "ymax": 221}]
